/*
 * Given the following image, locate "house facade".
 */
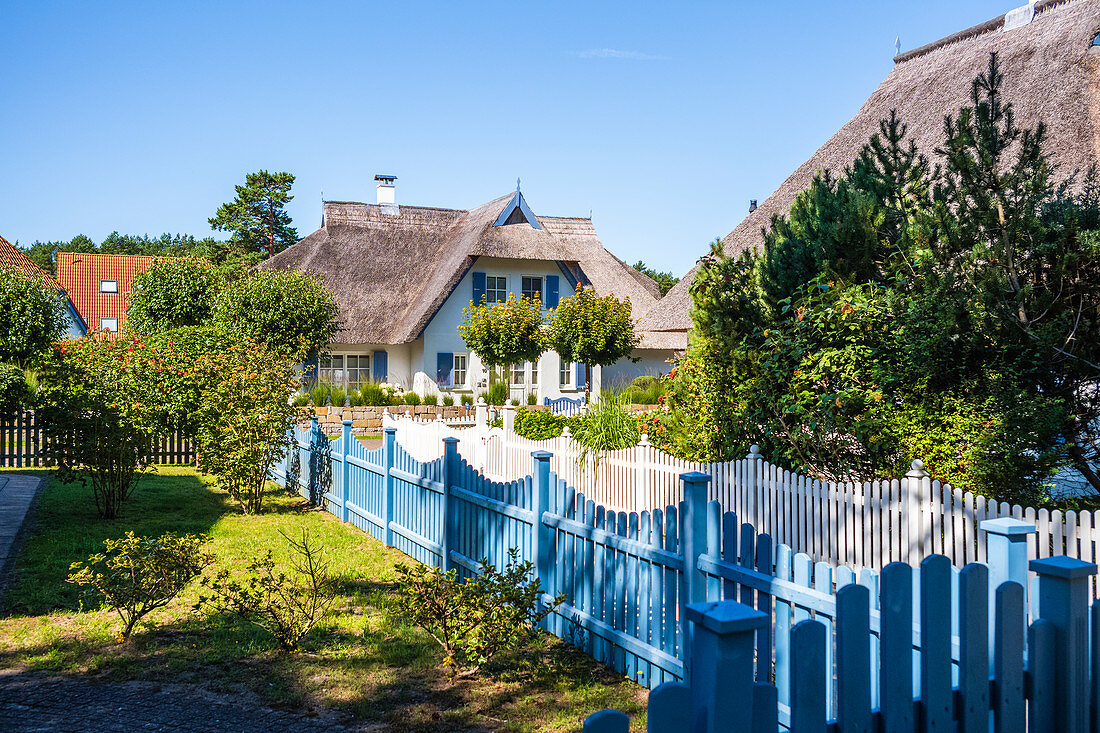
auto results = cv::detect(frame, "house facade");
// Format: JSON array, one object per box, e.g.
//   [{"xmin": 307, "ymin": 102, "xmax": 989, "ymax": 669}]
[
  {"xmin": 258, "ymin": 179, "xmax": 671, "ymax": 400},
  {"xmin": 0, "ymin": 235, "xmax": 85, "ymax": 339},
  {"xmin": 56, "ymin": 252, "xmax": 159, "ymax": 338}
]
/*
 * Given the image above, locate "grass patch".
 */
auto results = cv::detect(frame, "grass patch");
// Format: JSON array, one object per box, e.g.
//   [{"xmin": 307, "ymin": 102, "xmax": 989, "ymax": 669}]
[{"xmin": 0, "ymin": 468, "xmax": 646, "ymax": 731}]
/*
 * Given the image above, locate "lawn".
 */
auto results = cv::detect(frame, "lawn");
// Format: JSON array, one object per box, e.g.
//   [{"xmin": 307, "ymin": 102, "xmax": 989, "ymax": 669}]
[{"xmin": 0, "ymin": 467, "xmax": 647, "ymax": 731}]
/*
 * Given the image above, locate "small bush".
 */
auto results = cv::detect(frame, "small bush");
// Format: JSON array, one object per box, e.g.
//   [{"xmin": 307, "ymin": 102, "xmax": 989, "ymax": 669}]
[
  {"xmin": 526, "ymin": 393, "xmax": 537, "ymax": 405},
  {"xmin": 442, "ymin": 395, "xmax": 455, "ymax": 406},
  {"xmin": 423, "ymin": 394, "xmax": 438, "ymax": 406},
  {"xmin": 329, "ymin": 386, "xmax": 347, "ymax": 408},
  {"xmin": 310, "ymin": 382, "xmax": 331, "ymax": 407},
  {"xmin": 402, "ymin": 392, "xmax": 421, "ymax": 406},
  {"xmin": 462, "ymin": 396, "xmax": 473, "ymax": 407},
  {"xmin": 197, "ymin": 530, "xmax": 335, "ymax": 652},
  {"xmin": 514, "ymin": 408, "xmax": 565, "ymax": 441},
  {"xmin": 570, "ymin": 399, "xmax": 640, "ymax": 478},
  {"xmin": 358, "ymin": 382, "xmax": 389, "ymax": 406},
  {"xmin": 480, "ymin": 381, "xmax": 508, "ymax": 406},
  {"xmin": 631, "ymin": 375, "xmax": 658, "ymax": 389},
  {"xmin": 293, "ymin": 391, "xmax": 311, "ymax": 407},
  {"xmin": 393, "ymin": 548, "xmax": 563, "ymax": 678},
  {"xmin": 510, "ymin": 398, "xmax": 520, "ymax": 406},
  {"xmin": 67, "ymin": 531, "xmax": 213, "ymax": 640}
]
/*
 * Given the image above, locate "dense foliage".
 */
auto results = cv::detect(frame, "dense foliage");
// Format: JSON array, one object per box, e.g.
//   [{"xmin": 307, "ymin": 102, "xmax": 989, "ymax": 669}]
[
  {"xmin": 0, "ymin": 267, "xmax": 67, "ymax": 367},
  {"xmin": 546, "ymin": 289, "xmax": 639, "ymax": 398},
  {"xmin": 513, "ymin": 407, "xmax": 567, "ymax": 440},
  {"xmin": 18, "ymin": 232, "xmax": 227, "ymax": 277},
  {"xmin": 127, "ymin": 258, "xmax": 224, "ymax": 334},
  {"xmin": 393, "ymin": 548, "xmax": 563, "ymax": 678},
  {"xmin": 67, "ymin": 532, "xmax": 212, "ymax": 640},
  {"xmin": 459, "ymin": 295, "xmax": 545, "ymax": 389},
  {"xmin": 212, "ymin": 269, "xmax": 341, "ymax": 363},
  {"xmin": 632, "ymin": 260, "xmax": 680, "ymax": 295},
  {"xmin": 655, "ymin": 54, "xmax": 1100, "ymax": 505},
  {"xmin": 209, "ymin": 170, "xmax": 298, "ymax": 258}
]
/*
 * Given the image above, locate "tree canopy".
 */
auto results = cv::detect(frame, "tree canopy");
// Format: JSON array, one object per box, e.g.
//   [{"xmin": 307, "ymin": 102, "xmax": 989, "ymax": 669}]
[
  {"xmin": 632, "ymin": 261, "xmax": 680, "ymax": 296},
  {"xmin": 654, "ymin": 54, "xmax": 1100, "ymax": 506},
  {"xmin": 0, "ymin": 267, "xmax": 67, "ymax": 368},
  {"xmin": 459, "ymin": 295, "xmax": 546, "ymax": 386},
  {"xmin": 209, "ymin": 170, "xmax": 298, "ymax": 258},
  {"xmin": 546, "ymin": 289, "xmax": 638, "ymax": 397},
  {"xmin": 127, "ymin": 258, "xmax": 224, "ymax": 335}
]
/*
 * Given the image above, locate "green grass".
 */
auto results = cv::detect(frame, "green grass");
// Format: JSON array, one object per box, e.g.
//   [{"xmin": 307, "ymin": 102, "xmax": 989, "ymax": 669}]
[{"xmin": 0, "ymin": 468, "xmax": 646, "ymax": 731}]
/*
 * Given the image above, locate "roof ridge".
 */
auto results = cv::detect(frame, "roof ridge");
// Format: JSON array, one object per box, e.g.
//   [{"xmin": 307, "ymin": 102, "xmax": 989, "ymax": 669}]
[
  {"xmin": 893, "ymin": 0, "xmax": 1073, "ymax": 64},
  {"xmin": 57, "ymin": 251, "xmax": 161, "ymax": 261},
  {"xmin": 324, "ymin": 201, "xmax": 470, "ymax": 215}
]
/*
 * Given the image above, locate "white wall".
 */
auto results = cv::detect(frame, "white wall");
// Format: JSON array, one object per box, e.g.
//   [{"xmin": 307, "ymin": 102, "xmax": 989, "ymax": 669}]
[{"xmin": 603, "ymin": 349, "xmax": 675, "ymax": 389}]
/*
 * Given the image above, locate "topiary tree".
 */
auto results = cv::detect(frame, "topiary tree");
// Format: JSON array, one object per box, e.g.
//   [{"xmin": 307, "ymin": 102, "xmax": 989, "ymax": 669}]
[
  {"xmin": 458, "ymin": 295, "xmax": 545, "ymax": 393},
  {"xmin": 0, "ymin": 267, "xmax": 67, "ymax": 368},
  {"xmin": 546, "ymin": 289, "xmax": 639, "ymax": 401},
  {"xmin": 127, "ymin": 258, "xmax": 223, "ymax": 334},
  {"xmin": 212, "ymin": 269, "xmax": 340, "ymax": 364}
]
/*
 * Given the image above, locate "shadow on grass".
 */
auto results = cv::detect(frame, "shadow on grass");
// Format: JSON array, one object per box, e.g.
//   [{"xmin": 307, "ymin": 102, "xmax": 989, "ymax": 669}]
[{"xmin": 2, "ymin": 470, "xmax": 228, "ymax": 616}]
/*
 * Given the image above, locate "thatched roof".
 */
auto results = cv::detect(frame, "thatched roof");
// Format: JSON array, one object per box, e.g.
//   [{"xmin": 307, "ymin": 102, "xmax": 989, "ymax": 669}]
[
  {"xmin": 257, "ymin": 192, "xmax": 661, "ymax": 345},
  {"xmin": 638, "ymin": 0, "xmax": 1100, "ymax": 347}
]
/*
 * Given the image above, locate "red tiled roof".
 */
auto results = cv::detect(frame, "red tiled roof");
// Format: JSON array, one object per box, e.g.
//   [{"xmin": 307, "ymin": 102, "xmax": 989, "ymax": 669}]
[
  {"xmin": 0, "ymin": 235, "xmax": 62, "ymax": 289},
  {"xmin": 56, "ymin": 252, "xmax": 160, "ymax": 337}
]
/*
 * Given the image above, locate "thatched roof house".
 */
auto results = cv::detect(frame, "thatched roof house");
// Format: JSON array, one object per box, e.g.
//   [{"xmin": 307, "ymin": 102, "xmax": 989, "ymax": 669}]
[
  {"xmin": 259, "ymin": 182, "xmax": 667, "ymax": 398},
  {"xmin": 638, "ymin": 0, "xmax": 1100, "ymax": 349}
]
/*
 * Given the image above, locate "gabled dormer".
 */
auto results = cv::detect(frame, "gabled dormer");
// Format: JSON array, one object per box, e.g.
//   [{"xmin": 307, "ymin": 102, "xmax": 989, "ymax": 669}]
[{"xmin": 492, "ymin": 181, "xmax": 542, "ymax": 230}]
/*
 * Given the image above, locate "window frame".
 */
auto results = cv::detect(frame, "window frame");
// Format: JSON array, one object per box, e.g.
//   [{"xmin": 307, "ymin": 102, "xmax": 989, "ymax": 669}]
[
  {"xmin": 559, "ymin": 360, "xmax": 574, "ymax": 389},
  {"xmin": 99, "ymin": 317, "xmax": 119, "ymax": 333},
  {"xmin": 485, "ymin": 275, "xmax": 508, "ymax": 304},
  {"xmin": 317, "ymin": 353, "xmax": 370, "ymax": 388},
  {"xmin": 521, "ymin": 275, "xmax": 543, "ymax": 306},
  {"xmin": 99, "ymin": 279, "xmax": 118, "ymax": 293},
  {"xmin": 453, "ymin": 353, "xmax": 468, "ymax": 388}
]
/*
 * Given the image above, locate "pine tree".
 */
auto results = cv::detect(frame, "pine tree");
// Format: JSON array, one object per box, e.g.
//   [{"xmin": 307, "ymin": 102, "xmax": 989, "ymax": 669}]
[{"xmin": 209, "ymin": 171, "xmax": 298, "ymax": 258}]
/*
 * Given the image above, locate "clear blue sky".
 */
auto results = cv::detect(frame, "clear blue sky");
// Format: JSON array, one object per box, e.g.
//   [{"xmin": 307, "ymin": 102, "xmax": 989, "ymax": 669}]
[{"xmin": 1, "ymin": 1, "xmax": 1013, "ymax": 276}]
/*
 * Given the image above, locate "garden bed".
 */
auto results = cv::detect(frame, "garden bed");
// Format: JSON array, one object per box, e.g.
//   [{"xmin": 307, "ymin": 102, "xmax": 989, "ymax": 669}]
[{"xmin": 0, "ymin": 468, "xmax": 646, "ymax": 731}]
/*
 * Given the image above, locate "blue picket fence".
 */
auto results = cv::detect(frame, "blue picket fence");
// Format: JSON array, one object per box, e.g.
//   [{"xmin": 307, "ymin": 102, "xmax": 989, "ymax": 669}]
[
  {"xmin": 544, "ymin": 395, "xmax": 585, "ymax": 416},
  {"xmin": 273, "ymin": 418, "xmax": 1089, "ymax": 726}
]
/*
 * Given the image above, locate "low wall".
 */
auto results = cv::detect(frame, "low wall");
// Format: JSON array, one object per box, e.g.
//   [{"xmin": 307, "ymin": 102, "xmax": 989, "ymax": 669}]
[{"xmin": 298, "ymin": 405, "xmax": 477, "ymax": 435}]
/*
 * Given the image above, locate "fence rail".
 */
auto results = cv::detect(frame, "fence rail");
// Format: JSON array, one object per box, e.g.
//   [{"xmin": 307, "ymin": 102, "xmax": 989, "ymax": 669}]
[
  {"xmin": 385, "ymin": 409, "xmax": 1100, "ymax": 593},
  {"xmin": 0, "ymin": 410, "xmax": 196, "ymax": 467}
]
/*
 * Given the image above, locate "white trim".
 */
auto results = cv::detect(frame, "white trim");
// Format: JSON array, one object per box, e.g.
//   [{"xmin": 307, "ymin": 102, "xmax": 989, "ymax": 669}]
[{"xmin": 99, "ymin": 279, "xmax": 118, "ymax": 293}]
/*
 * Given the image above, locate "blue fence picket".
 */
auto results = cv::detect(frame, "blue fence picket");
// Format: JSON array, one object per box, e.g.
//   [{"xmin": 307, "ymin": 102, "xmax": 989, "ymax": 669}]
[
  {"xmin": 958, "ymin": 563, "xmax": 988, "ymax": 733},
  {"xmin": 918, "ymin": 555, "xmax": 952, "ymax": 733},
  {"xmin": 790, "ymin": 619, "xmax": 826, "ymax": 733},
  {"xmin": 835, "ymin": 583, "xmax": 871, "ymax": 733},
  {"xmin": 879, "ymin": 562, "xmax": 912, "ymax": 733}
]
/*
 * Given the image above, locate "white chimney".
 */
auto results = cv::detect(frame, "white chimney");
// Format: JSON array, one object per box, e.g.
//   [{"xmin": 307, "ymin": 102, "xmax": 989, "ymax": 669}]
[{"xmin": 375, "ymin": 174, "xmax": 397, "ymax": 205}]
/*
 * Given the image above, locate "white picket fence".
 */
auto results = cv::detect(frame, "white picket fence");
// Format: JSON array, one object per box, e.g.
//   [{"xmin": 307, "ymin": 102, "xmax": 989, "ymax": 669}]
[{"xmin": 380, "ymin": 407, "xmax": 1100, "ymax": 593}]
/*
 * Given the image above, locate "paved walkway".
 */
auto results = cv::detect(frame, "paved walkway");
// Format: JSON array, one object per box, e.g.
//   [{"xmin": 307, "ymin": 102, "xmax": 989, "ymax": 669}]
[
  {"xmin": 0, "ymin": 671, "xmax": 365, "ymax": 732},
  {"xmin": 0, "ymin": 473, "xmax": 41, "ymax": 586}
]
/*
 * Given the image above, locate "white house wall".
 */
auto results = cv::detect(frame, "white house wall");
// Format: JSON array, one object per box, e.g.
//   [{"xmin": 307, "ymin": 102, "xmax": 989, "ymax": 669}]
[{"xmin": 602, "ymin": 349, "xmax": 675, "ymax": 388}]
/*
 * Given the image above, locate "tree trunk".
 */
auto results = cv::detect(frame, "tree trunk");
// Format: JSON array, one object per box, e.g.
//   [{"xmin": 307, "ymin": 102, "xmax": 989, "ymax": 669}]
[{"xmin": 584, "ymin": 364, "xmax": 592, "ymax": 404}]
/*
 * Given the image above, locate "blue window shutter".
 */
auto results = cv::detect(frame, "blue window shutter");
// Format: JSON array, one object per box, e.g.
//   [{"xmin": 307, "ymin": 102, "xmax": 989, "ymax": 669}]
[
  {"xmin": 437, "ymin": 352, "xmax": 453, "ymax": 386},
  {"xmin": 547, "ymin": 275, "xmax": 559, "ymax": 308},
  {"xmin": 372, "ymin": 351, "xmax": 388, "ymax": 382},
  {"xmin": 576, "ymin": 362, "xmax": 586, "ymax": 388},
  {"xmin": 472, "ymin": 272, "xmax": 486, "ymax": 305}
]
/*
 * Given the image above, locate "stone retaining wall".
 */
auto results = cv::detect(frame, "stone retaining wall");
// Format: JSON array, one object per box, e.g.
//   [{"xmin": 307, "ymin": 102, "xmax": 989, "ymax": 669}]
[{"xmin": 298, "ymin": 405, "xmax": 478, "ymax": 435}]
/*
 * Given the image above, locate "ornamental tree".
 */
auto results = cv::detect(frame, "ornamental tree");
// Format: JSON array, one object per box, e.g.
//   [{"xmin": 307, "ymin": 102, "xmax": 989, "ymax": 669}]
[
  {"xmin": 191, "ymin": 338, "xmax": 300, "ymax": 514},
  {"xmin": 0, "ymin": 267, "xmax": 67, "ymax": 367},
  {"xmin": 212, "ymin": 269, "xmax": 341, "ymax": 363},
  {"xmin": 458, "ymin": 295, "xmax": 545, "ymax": 390},
  {"xmin": 546, "ymin": 289, "xmax": 639, "ymax": 400},
  {"xmin": 127, "ymin": 258, "xmax": 224, "ymax": 334}
]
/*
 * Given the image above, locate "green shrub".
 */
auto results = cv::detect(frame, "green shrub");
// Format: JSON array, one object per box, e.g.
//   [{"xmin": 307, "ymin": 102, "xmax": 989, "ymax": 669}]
[
  {"xmin": 480, "ymin": 381, "xmax": 508, "ymax": 406},
  {"xmin": 514, "ymin": 408, "xmax": 565, "ymax": 441},
  {"xmin": 310, "ymin": 382, "xmax": 331, "ymax": 407},
  {"xmin": 570, "ymin": 399, "xmax": 640, "ymax": 476},
  {"xmin": 462, "ymin": 396, "xmax": 473, "ymax": 407},
  {"xmin": 358, "ymin": 382, "xmax": 389, "ymax": 406},
  {"xmin": 423, "ymin": 394, "xmax": 438, "ymax": 406},
  {"xmin": 293, "ymin": 391, "xmax": 311, "ymax": 407},
  {"xmin": 632, "ymin": 375, "xmax": 658, "ymax": 389},
  {"xmin": 526, "ymin": 393, "xmax": 537, "ymax": 405},
  {"xmin": 442, "ymin": 395, "xmax": 455, "ymax": 406},
  {"xmin": 67, "ymin": 531, "xmax": 213, "ymax": 640},
  {"xmin": 402, "ymin": 392, "xmax": 421, "ymax": 406},
  {"xmin": 329, "ymin": 386, "xmax": 347, "ymax": 408},
  {"xmin": 197, "ymin": 530, "xmax": 335, "ymax": 652},
  {"xmin": 392, "ymin": 547, "xmax": 563, "ymax": 678},
  {"xmin": 0, "ymin": 363, "xmax": 28, "ymax": 412}
]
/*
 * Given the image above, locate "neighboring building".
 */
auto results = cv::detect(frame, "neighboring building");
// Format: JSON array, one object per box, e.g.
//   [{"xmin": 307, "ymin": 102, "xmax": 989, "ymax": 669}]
[
  {"xmin": 0, "ymin": 235, "xmax": 86, "ymax": 339},
  {"xmin": 257, "ymin": 178, "xmax": 668, "ymax": 400},
  {"xmin": 638, "ymin": 0, "xmax": 1100, "ymax": 349},
  {"xmin": 57, "ymin": 252, "xmax": 159, "ymax": 337}
]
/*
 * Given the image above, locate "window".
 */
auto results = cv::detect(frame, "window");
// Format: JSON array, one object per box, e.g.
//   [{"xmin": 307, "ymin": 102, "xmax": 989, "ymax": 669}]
[
  {"xmin": 560, "ymin": 361, "xmax": 573, "ymax": 388},
  {"xmin": 485, "ymin": 275, "xmax": 508, "ymax": 303},
  {"xmin": 99, "ymin": 317, "xmax": 119, "ymax": 333},
  {"xmin": 511, "ymin": 363, "xmax": 525, "ymax": 386},
  {"xmin": 317, "ymin": 354, "xmax": 369, "ymax": 387},
  {"xmin": 99, "ymin": 280, "xmax": 118, "ymax": 293},
  {"xmin": 345, "ymin": 354, "xmax": 369, "ymax": 387},
  {"xmin": 530, "ymin": 359, "xmax": 538, "ymax": 385},
  {"xmin": 521, "ymin": 276, "xmax": 543, "ymax": 305},
  {"xmin": 453, "ymin": 354, "xmax": 467, "ymax": 387}
]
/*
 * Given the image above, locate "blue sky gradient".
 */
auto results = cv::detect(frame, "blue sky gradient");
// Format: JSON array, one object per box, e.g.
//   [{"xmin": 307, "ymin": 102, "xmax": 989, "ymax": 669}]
[{"xmin": 1, "ymin": 1, "xmax": 1014, "ymax": 275}]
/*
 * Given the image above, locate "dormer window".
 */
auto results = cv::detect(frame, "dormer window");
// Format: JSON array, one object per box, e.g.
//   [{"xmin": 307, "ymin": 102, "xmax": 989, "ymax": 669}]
[
  {"xmin": 99, "ymin": 279, "xmax": 118, "ymax": 293},
  {"xmin": 1093, "ymin": 32, "xmax": 1100, "ymax": 46}
]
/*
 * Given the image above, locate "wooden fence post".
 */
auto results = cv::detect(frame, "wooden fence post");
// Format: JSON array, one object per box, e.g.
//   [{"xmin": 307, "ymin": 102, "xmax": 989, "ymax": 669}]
[
  {"xmin": 1029, "ymin": 556, "xmax": 1097, "ymax": 733},
  {"xmin": 904, "ymin": 459, "xmax": 927, "ymax": 563},
  {"xmin": 441, "ymin": 437, "xmax": 459, "ymax": 571},
  {"xmin": 309, "ymin": 416, "xmax": 320, "ymax": 500},
  {"xmin": 684, "ymin": 600, "xmax": 768, "ymax": 733},
  {"xmin": 681, "ymin": 471, "xmax": 712, "ymax": 679},
  {"xmin": 383, "ymin": 426, "xmax": 396, "ymax": 547},
  {"xmin": 982, "ymin": 516, "xmax": 1036, "ymax": 654},
  {"xmin": 745, "ymin": 446, "xmax": 761, "ymax": 529},
  {"xmin": 340, "ymin": 420, "xmax": 351, "ymax": 523},
  {"xmin": 532, "ymin": 449, "xmax": 552, "ymax": 626}
]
